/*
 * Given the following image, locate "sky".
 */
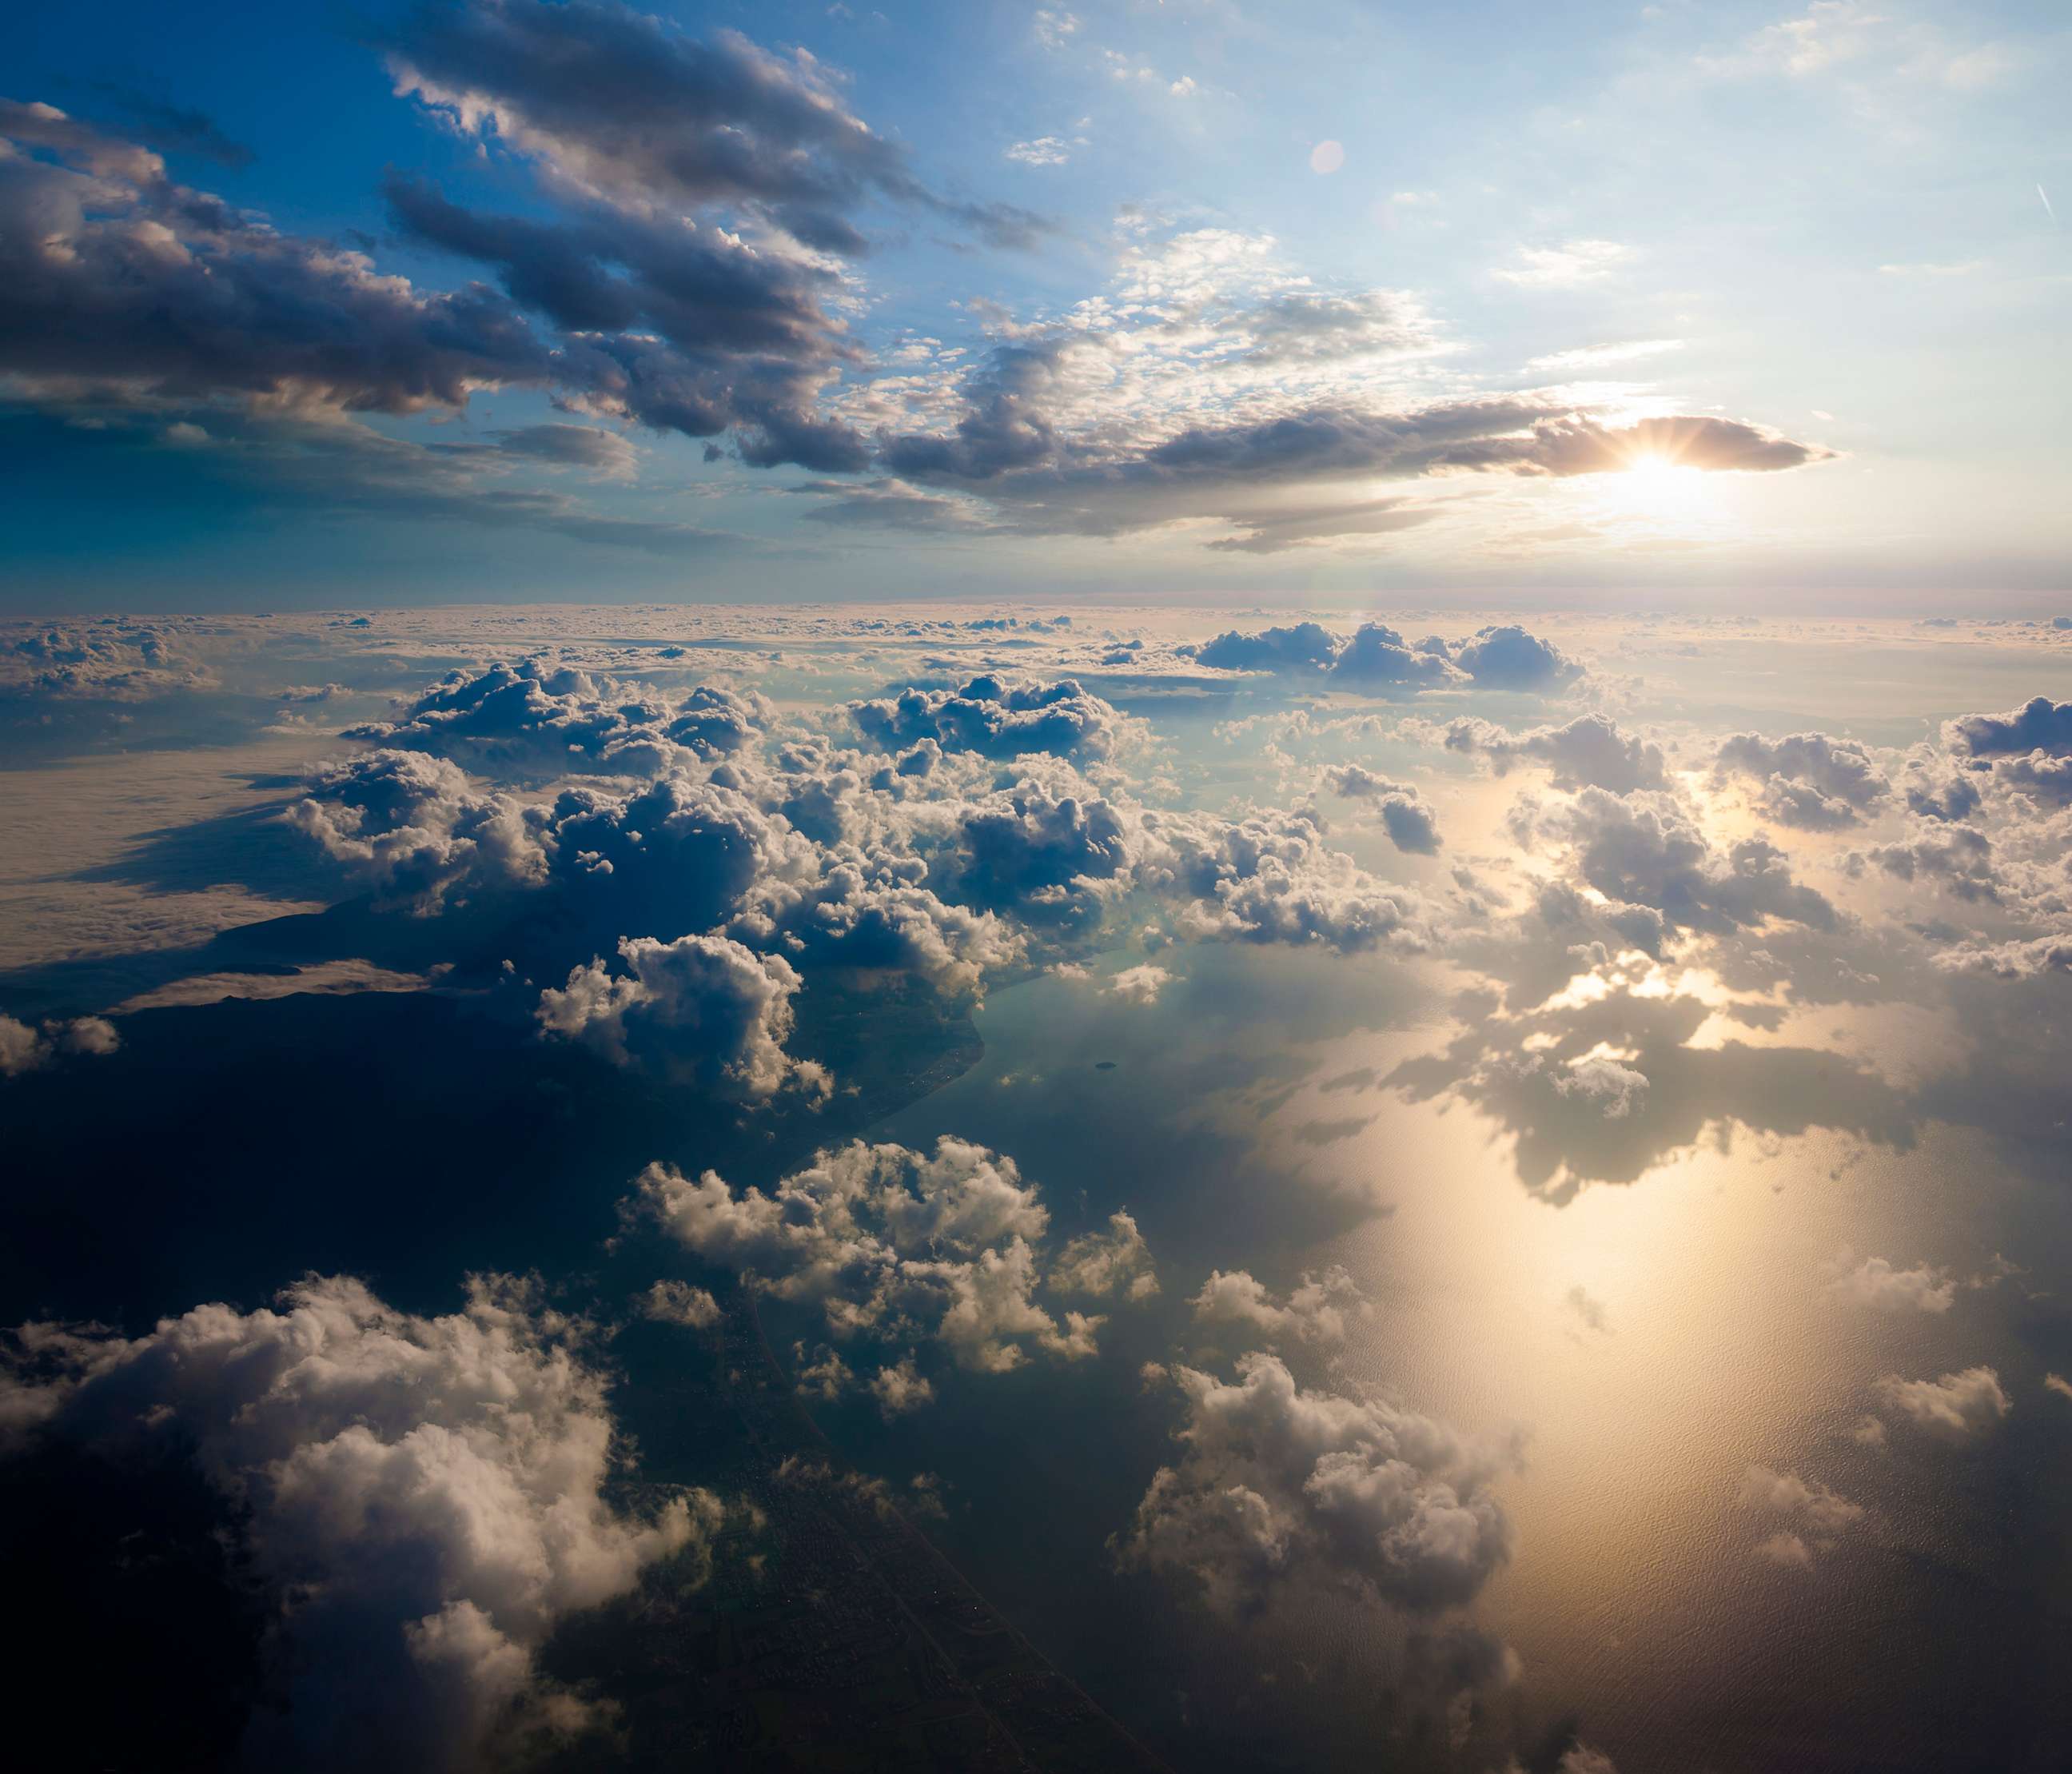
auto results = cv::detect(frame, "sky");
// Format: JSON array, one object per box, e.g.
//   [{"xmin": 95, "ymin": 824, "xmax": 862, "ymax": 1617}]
[{"xmin": 2, "ymin": 0, "xmax": 2066, "ymax": 610}]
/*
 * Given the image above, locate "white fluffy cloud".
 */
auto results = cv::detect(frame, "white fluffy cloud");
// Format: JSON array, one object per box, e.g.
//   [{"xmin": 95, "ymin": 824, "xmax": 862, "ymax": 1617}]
[
  {"xmin": 1052, "ymin": 1211, "xmax": 1161, "ymax": 1300},
  {"xmin": 1826, "ymin": 1252, "xmax": 1954, "ymax": 1314},
  {"xmin": 1189, "ymin": 1266, "xmax": 1370, "ymax": 1345},
  {"xmin": 352, "ymin": 659, "xmax": 767, "ymax": 777},
  {"xmin": 0, "ymin": 1274, "xmax": 725, "ymax": 1767},
  {"xmin": 631, "ymin": 1137, "xmax": 1149, "ymax": 1386},
  {"xmin": 538, "ymin": 931, "xmax": 823, "ymax": 1097},
  {"xmin": 1114, "ymin": 1352, "xmax": 1516, "ymax": 1617},
  {"xmin": 1870, "ymin": 1366, "xmax": 2010, "ymax": 1440}
]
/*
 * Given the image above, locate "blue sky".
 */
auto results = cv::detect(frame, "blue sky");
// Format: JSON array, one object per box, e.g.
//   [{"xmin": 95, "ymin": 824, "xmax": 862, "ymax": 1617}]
[{"xmin": 1, "ymin": 0, "xmax": 2065, "ymax": 608}]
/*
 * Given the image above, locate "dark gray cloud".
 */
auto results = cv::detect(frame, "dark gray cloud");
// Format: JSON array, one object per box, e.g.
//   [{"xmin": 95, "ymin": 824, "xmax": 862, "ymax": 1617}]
[
  {"xmin": 1946, "ymin": 696, "xmax": 2072, "ymax": 759},
  {"xmin": 0, "ymin": 101, "xmax": 549, "ymax": 413},
  {"xmin": 378, "ymin": 3, "xmax": 1046, "ymax": 251},
  {"xmin": 78, "ymin": 83, "xmax": 255, "ymax": 168},
  {"xmin": 1387, "ymin": 982, "xmax": 1911, "ymax": 1202}
]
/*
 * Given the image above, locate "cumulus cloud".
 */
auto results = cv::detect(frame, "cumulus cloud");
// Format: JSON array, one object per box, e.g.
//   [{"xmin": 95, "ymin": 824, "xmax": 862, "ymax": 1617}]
[
  {"xmin": 353, "ymin": 660, "xmax": 767, "ymax": 776},
  {"xmin": 1051, "ymin": 1211, "xmax": 1161, "ymax": 1301},
  {"xmin": 1325, "ymin": 764, "xmax": 1441, "ymax": 853},
  {"xmin": 286, "ymin": 748, "xmax": 550, "ymax": 911},
  {"xmin": 1449, "ymin": 624, "xmax": 1584, "ymax": 690},
  {"xmin": 1189, "ymin": 1266, "xmax": 1371, "ymax": 1345},
  {"xmin": 1945, "ymin": 696, "xmax": 2072, "ymax": 759},
  {"xmin": 848, "ymin": 674, "xmax": 1129, "ymax": 762},
  {"xmin": 1870, "ymin": 1366, "xmax": 2010, "ymax": 1440},
  {"xmin": 1826, "ymin": 1252, "xmax": 1954, "ymax": 1314},
  {"xmin": 0, "ymin": 1012, "xmax": 120, "ymax": 1078},
  {"xmin": 1106, "ymin": 963, "xmax": 1173, "ymax": 1003},
  {"xmin": 1190, "ymin": 620, "xmax": 1577, "ymax": 696},
  {"xmin": 0, "ymin": 1274, "xmax": 725, "ymax": 1767},
  {"xmin": 538, "ymin": 931, "xmax": 820, "ymax": 1096},
  {"xmin": 1440, "ymin": 712, "xmax": 1666, "ymax": 791},
  {"xmin": 630, "ymin": 1137, "xmax": 1124, "ymax": 1382},
  {"xmin": 1113, "ymin": 1352, "xmax": 1516, "ymax": 1617},
  {"xmin": 1512, "ymin": 787, "xmax": 1836, "ymax": 935},
  {"xmin": 1, "ymin": 620, "xmax": 216, "ymax": 701},
  {"xmin": 640, "ymin": 1278, "xmax": 721, "ymax": 1327},
  {"xmin": 1154, "ymin": 805, "xmax": 1435, "ymax": 951},
  {"xmin": 1739, "ymin": 1464, "xmax": 1863, "ymax": 1566},
  {"xmin": 1715, "ymin": 732, "xmax": 1888, "ymax": 829}
]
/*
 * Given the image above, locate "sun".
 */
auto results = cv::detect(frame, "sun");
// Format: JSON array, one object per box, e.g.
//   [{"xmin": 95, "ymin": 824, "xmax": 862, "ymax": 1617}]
[{"xmin": 1620, "ymin": 449, "xmax": 1706, "ymax": 513}]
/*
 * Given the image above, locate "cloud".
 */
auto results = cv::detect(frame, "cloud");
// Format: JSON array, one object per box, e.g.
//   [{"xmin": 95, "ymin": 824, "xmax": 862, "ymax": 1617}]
[
  {"xmin": 0, "ymin": 100, "xmax": 550, "ymax": 414},
  {"xmin": 1441, "ymin": 713, "xmax": 1666, "ymax": 791},
  {"xmin": 379, "ymin": 3, "xmax": 1042, "ymax": 249},
  {"xmin": 848, "ymin": 674, "xmax": 1130, "ymax": 762},
  {"xmin": 1385, "ymin": 968, "xmax": 1911, "ymax": 1202},
  {"xmin": 1512, "ymin": 787, "xmax": 1837, "ymax": 935},
  {"xmin": 1106, "ymin": 963, "xmax": 1172, "ymax": 1003},
  {"xmin": 1492, "ymin": 239, "xmax": 1632, "ymax": 289},
  {"xmin": 349, "ymin": 660, "xmax": 766, "ymax": 777},
  {"xmin": 1006, "ymin": 138, "xmax": 1070, "ymax": 166},
  {"xmin": 1195, "ymin": 623, "xmax": 1341, "ymax": 672},
  {"xmin": 1189, "ymin": 1266, "xmax": 1372, "ymax": 1345},
  {"xmin": 1325, "ymin": 765, "xmax": 1441, "ymax": 853},
  {"xmin": 1, "ymin": 620, "xmax": 216, "ymax": 700},
  {"xmin": 1154, "ymin": 806, "xmax": 1436, "ymax": 951},
  {"xmin": 640, "ymin": 1279, "xmax": 720, "ymax": 1327},
  {"xmin": 0, "ymin": 1012, "xmax": 120, "ymax": 1078},
  {"xmin": 537, "ymin": 932, "xmax": 822, "ymax": 1098},
  {"xmin": 1827, "ymin": 1252, "xmax": 1955, "ymax": 1314},
  {"xmin": 869, "ymin": 1353, "xmax": 935, "ymax": 1416},
  {"xmin": 1051, "ymin": 1211, "xmax": 1160, "ymax": 1301},
  {"xmin": 1715, "ymin": 732, "xmax": 1889, "ymax": 829},
  {"xmin": 491, "ymin": 422, "xmax": 638, "ymax": 477},
  {"xmin": 79, "ymin": 82, "xmax": 256, "ymax": 169},
  {"xmin": 0, "ymin": 1274, "xmax": 725, "ymax": 1767},
  {"xmin": 630, "ymin": 1136, "xmax": 1117, "ymax": 1380},
  {"xmin": 1870, "ymin": 1366, "xmax": 2010, "ymax": 1440},
  {"xmin": 285, "ymin": 748, "xmax": 551, "ymax": 911},
  {"xmin": 1524, "ymin": 338, "xmax": 1684, "ymax": 373},
  {"xmin": 1451, "ymin": 624, "xmax": 1584, "ymax": 689},
  {"xmin": 1113, "ymin": 1352, "xmax": 1516, "ymax": 1617},
  {"xmin": 1739, "ymin": 1464, "xmax": 1863, "ymax": 1565},
  {"xmin": 1944, "ymin": 696, "xmax": 2072, "ymax": 759}
]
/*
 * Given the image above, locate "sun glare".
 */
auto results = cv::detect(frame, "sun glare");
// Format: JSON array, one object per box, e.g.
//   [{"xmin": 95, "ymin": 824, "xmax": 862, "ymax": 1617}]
[{"xmin": 1621, "ymin": 449, "xmax": 1706, "ymax": 513}]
